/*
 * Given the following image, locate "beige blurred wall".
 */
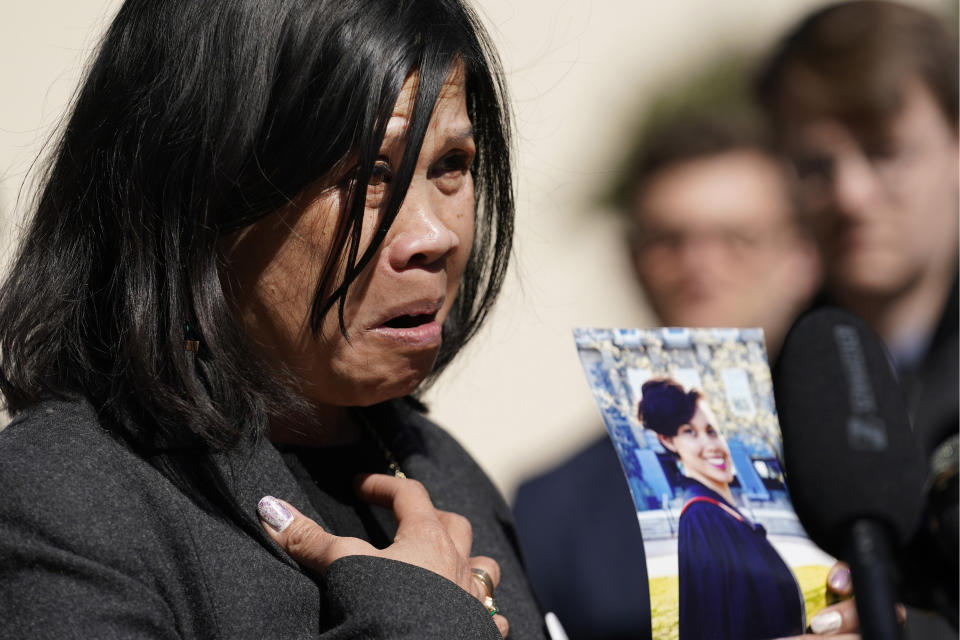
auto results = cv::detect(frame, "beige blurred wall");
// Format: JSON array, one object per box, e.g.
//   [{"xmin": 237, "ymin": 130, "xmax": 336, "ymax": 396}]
[{"xmin": 1, "ymin": 0, "xmax": 951, "ymax": 499}]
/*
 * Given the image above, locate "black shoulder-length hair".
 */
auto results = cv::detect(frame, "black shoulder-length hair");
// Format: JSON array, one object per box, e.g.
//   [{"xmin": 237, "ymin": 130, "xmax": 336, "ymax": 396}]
[{"xmin": 0, "ymin": 0, "xmax": 513, "ymax": 451}]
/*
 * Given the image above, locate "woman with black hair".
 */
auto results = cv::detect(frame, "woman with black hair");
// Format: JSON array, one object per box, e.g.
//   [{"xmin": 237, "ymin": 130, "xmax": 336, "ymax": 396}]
[
  {"xmin": 638, "ymin": 378, "xmax": 804, "ymax": 640},
  {"xmin": 0, "ymin": 1, "xmax": 543, "ymax": 637}
]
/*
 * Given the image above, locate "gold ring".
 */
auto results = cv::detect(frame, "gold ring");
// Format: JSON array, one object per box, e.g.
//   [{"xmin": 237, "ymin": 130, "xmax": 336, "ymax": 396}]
[
  {"xmin": 471, "ymin": 568, "xmax": 498, "ymax": 616},
  {"xmin": 483, "ymin": 594, "xmax": 499, "ymax": 617},
  {"xmin": 470, "ymin": 568, "xmax": 495, "ymax": 597}
]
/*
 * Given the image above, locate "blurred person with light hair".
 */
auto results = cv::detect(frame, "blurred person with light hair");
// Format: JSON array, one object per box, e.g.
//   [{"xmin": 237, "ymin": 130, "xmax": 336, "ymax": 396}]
[
  {"xmin": 513, "ymin": 108, "xmax": 821, "ymax": 639},
  {"xmin": 756, "ymin": 1, "xmax": 958, "ymax": 470},
  {"xmin": 755, "ymin": 2, "xmax": 958, "ymax": 637}
]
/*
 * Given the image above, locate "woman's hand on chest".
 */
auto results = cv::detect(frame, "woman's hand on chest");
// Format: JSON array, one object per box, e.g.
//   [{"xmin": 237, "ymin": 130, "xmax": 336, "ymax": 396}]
[{"xmin": 257, "ymin": 474, "xmax": 509, "ymax": 637}]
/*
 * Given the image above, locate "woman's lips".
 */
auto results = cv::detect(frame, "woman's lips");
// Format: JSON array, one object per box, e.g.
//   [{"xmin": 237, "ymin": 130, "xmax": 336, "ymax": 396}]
[
  {"xmin": 705, "ymin": 456, "xmax": 727, "ymax": 471},
  {"xmin": 370, "ymin": 319, "xmax": 442, "ymax": 346},
  {"xmin": 370, "ymin": 301, "xmax": 444, "ymax": 347}
]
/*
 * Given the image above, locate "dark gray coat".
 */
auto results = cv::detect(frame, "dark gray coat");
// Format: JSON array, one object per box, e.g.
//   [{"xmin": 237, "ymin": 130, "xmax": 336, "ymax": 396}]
[{"xmin": 0, "ymin": 398, "xmax": 545, "ymax": 639}]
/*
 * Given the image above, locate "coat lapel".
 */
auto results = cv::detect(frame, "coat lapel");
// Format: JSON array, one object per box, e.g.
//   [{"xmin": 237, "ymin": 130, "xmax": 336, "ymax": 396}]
[{"xmin": 210, "ymin": 436, "xmax": 330, "ymax": 568}]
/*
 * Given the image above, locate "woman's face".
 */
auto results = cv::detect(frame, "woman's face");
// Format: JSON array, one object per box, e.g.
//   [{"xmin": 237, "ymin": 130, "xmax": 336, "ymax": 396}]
[
  {"xmin": 659, "ymin": 403, "xmax": 735, "ymax": 493},
  {"xmin": 221, "ymin": 67, "xmax": 476, "ymax": 410}
]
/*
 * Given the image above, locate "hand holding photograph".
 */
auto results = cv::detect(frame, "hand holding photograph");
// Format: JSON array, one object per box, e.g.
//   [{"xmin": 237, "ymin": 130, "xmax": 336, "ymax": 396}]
[{"xmin": 574, "ymin": 327, "xmax": 835, "ymax": 640}]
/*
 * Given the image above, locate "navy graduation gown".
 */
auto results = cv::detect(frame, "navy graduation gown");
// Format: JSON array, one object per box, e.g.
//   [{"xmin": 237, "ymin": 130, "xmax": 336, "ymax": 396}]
[{"xmin": 677, "ymin": 480, "xmax": 805, "ymax": 640}]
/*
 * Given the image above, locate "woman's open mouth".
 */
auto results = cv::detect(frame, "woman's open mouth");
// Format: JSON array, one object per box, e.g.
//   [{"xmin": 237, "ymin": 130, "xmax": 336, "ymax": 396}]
[
  {"xmin": 371, "ymin": 302, "xmax": 444, "ymax": 347},
  {"xmin": 383, "ymin": 313, "xmax": 436, "ymax": 329}
]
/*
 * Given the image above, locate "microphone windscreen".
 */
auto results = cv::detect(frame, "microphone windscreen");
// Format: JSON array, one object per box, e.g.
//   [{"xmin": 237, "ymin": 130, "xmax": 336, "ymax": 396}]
[{"xmin": 773, "ymin": 307, "xmax": 926, "ymax": 555}]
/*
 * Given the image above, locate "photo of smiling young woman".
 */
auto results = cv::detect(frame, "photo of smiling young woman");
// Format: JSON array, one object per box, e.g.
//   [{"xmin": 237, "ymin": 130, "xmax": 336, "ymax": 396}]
[{"xmin": 638, "ymin": 378, "xmax": 804, "ymax": 640}]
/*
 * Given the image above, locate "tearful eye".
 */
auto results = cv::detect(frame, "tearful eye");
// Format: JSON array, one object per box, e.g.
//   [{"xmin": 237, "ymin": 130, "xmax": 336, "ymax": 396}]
[
  {"xmin": 430, "ymin": 151, "xmax": 473, "ymax": 194},
  {"xmin": 436, "ymin": 152, "xmax": 471, "ymax": 176},
  {"xmin": 369, "ymin": 159, "xmax": 394, "ymax": 186},
  {"xmin": 363, "ymin": 159, "xmax": 393, "ymax": 209}
]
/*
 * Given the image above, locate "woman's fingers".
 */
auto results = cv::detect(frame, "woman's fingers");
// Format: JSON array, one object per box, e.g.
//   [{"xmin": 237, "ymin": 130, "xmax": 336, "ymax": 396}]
[
  {"xmin": 355, "ymin": 475, "xmax": 475, "ymax": 576},
  {"xmin": 773, "ymin": 600, "xmax": 858, "ymax": 638},
  {"xmin": 778, "ymin": 598, "xmax": 906, "ymax": 638},
  {"xmin": 493, "ymin": 613, "xmax": 509, "ymax": 638},
  {"xmin": 826, "ymin": 562, "xmax": 853, "ymax": 598},
  {"xmin": 355, "ymin": 473, "xmax": 435, "ymax": 519},
  {"xmin": 359, "ymin": 475, "xmax": 477, "ymax": 566},
  {"xmin": 259, "ymin": 486, "xmax": 509, "ymax": 634},
  {"xmin": 808, "ymin": 599, "xmax": 859, "ymax": 635},
  {"xmin": 469, "ymin": 556, "xmax": 507, "ymax": 638},
  {"xmin": 354, "ymin": 474, "xmax": 508, "ymax": 633},
  {"xmin": 356, "ymin": 475, "xmax": 461, "ymax": 569},
  {"xmin": 257, "ymin": 496, "xmax": 372, "ymax": 574},
  {"xmin": 437, "ymin": 509, "xmax": 474, "ymax": 558},
  {"xmin": 469, "ymin": 555, "xmax": 501, "ymax": 591}
]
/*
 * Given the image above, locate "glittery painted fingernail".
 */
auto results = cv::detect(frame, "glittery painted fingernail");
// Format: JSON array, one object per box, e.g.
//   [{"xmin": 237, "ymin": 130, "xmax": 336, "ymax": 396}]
[
  {"xmin": 809, "ymin": 610, "xmax": 843, "ymax": 634},
  {"xmin": 257, "ymin": 496, "xmax": 293, "ymax": 532},
  {"xmin": 828, "ymin": 564, "xmax": 851, "ymax": 593}
]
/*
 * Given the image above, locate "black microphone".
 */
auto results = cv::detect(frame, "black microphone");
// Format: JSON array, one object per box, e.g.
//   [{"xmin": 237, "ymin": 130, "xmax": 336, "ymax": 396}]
[{"xmin": 773, "ymin": 307, "xmax": 927, "ymax": 640}]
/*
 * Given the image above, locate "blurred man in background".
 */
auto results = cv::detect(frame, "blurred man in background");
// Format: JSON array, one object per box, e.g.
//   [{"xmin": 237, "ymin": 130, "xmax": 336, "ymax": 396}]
[
  {"xmin": 757, "ymin": 0, "xmax": 957, "ymax": 465},
  {"xmin": 756, "ymin": 1, "xmax": 958, "ymax": 634},
  {"xmin": 513, "ymin": 112, "xmax": 821, "ymax": 639},
  {"xmin": 626, "ymin": 118, "xmax": 821, "ymax": 357}
]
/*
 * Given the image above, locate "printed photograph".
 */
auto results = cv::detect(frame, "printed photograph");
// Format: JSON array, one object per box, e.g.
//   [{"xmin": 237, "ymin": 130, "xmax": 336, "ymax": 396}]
[{"xmin": 574, "ymin": 327, "xmax": 835, "ymax": 640}]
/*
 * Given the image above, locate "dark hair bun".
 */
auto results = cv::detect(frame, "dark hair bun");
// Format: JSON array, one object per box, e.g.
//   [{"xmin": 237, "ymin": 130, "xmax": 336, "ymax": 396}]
[{"xmin": 637, "ymin": 378, "xmax": 700, "ymax": 437}]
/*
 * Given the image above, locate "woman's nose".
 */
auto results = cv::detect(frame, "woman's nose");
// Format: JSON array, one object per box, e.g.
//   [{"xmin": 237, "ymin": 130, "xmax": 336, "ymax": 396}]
[{"xmin": 387, "ymin": 195, "xmax": 461, "ymax": 271}]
